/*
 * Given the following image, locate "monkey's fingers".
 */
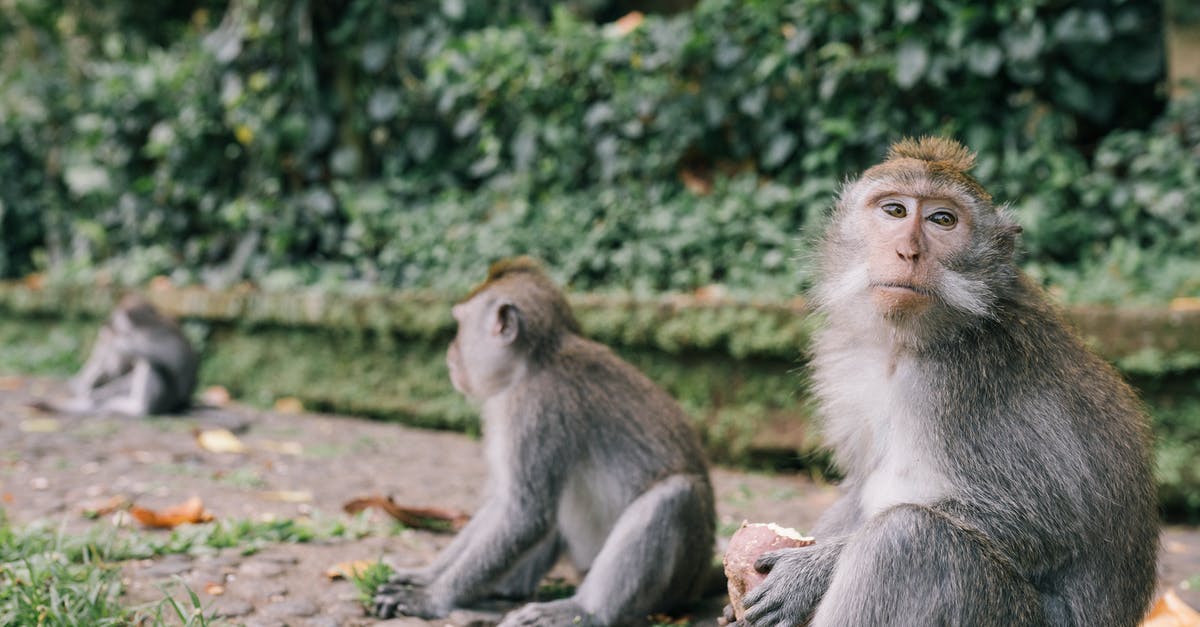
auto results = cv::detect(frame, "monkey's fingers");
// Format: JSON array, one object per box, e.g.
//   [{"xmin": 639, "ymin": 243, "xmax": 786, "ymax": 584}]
[
  {"xmin": 371, "ymin": 585, "xmax": 414, "ymax": 618},
  {"xmin": 752, "ymin": 548, "xmax": 793, "ymax": 573}
]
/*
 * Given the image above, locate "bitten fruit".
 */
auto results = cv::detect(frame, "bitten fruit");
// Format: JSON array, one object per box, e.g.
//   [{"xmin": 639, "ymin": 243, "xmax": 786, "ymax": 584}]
[{"xmin": 723, "ymin": 521, "xmax": 815, "ymax": 622}]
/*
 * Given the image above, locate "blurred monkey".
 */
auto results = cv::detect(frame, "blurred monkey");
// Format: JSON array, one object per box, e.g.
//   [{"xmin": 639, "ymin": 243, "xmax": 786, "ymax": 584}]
[
  {"xmin": 41, "ymin": 294, "xmax": 197, "ymax": 416},
  {"xmin": 734, "ymin": 137, "xmax": 1158, "ymax": 626},
  {"xmin": 373, "ymin": 257, "xmax": 716, "ymax": 627}
]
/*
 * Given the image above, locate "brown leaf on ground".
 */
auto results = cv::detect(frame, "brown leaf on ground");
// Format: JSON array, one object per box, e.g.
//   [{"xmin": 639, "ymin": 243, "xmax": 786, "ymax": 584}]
[
  {"xmin": 324, "ymin": 559, "xmax": 378, "ymax": 580},
  {"xmin": 19, "ymin": 418, "xmax": 60, "ymax": 433},
  {"xmin": 0, "ymin": 376, "xmax": 23, "ymax": 391},
  {"xmin": 1142, "ymin": 589, "xmax": 1200, "ymax": 627},
  {"xmin": 204, "ymin": 582, "xmax": 226, "ymax": 596},
  {"xmin": 194, "ymin": 428, "xmax": 247, "ymax": 454},
  {"xmin": 260, "ymin": 490, "xmax": 313, "ymax": 503},
  {"xmin": 342, "ymin": 495, "xmax": 469, "ymax": 532},
  {"xmin": 129, "ymin": 496, "xmax": 215, "ymax": 529}
]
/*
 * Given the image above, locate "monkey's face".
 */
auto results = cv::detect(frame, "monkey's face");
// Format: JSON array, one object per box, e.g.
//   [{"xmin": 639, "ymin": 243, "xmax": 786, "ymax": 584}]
[
  {"xmin": 860, "ymin": 192, "xmax": 972, "ymax": 319},
  {"xmin": 447, "ymin": 293, "xmax": 522, "ymax": 400}
]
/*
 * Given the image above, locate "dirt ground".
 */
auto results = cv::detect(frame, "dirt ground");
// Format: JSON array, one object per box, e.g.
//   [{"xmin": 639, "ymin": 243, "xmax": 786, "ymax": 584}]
[{"xmin": 2, "ymin": 376, "xmax": 1198, "ymax": 626}]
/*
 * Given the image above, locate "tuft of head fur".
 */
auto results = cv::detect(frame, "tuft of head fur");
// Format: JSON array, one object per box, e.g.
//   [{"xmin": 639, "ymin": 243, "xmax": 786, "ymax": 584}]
[
  {"xmin": 886, "ymin": 136, "xmax": 977, "ymax": 172},
  {"xmin": 465, "ymin": 256, "xmax": 582, "ymax": 356}
]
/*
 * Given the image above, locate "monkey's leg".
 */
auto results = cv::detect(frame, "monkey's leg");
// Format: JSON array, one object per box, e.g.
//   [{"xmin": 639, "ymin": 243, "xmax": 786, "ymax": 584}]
[
  {"xmin": 98, "ymin": 360, "xmax": 165, "ymax": 417},
  {"xmin": 498, "ymin": 474, "xmax": 711, "ymax": 627},
  {"xmin": 811, "ymin": 503, "xmax": 1047, "ymax": 627},
  {"xmin": 487, "ymin": 531, "xmax": 562, "ymax": 600}
]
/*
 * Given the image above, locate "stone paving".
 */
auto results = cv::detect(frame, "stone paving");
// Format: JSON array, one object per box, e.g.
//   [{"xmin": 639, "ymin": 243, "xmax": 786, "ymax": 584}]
[{"xmin": 2, "ymin": 376, "xmax": 1197, "ymax": 626}]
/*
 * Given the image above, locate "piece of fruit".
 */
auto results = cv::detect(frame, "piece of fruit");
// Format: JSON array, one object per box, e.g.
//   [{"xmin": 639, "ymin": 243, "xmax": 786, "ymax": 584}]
[{"xmin": 723, "ymin": 521, "xmax": 814, "ymax": 622}]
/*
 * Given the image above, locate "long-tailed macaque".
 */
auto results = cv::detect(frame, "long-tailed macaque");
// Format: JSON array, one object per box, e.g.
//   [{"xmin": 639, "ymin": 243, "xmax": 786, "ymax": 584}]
[
  {"xmin": 735, "ymin": 137, "xmax": 1158, "ymax": 626},
  {"xmin": 44, "ymin": 294, "xmax": 197, "ymax": 416},
  {"xmin": 373, "ymin": 257, "xmax": 716, "ymax": 626}
]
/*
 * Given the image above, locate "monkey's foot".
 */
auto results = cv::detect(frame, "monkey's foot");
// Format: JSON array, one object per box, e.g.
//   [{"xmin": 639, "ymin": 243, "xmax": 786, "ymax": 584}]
[
  {"xmin": 383, "ymin": 566, "xmax": 434, "ymax": 588},
  {"xmin": 497, "ymin": 599, "xmax": 595, "ymax": 627},
  {"xmin": 371, "ymin": 582, "xmax": 445, "ymax": 619}
]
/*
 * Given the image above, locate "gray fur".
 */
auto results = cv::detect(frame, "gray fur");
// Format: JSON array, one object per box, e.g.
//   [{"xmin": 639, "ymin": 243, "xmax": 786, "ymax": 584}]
[
  {"xmin": 374, "ymin": 262, "xmax": 716, "ymax": 626},
  {"xmin": 740, "ymin": 161, "xmax": 1158, "ymax": 626},
  {"xmin": 53, "ymin": 296, "xmax": 197, "ymax": 416}
]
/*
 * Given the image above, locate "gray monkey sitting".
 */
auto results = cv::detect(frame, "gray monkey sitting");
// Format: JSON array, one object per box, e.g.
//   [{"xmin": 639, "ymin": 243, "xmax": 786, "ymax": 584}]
[
  {"xmin": 41, "ymin": 294, "xmax": 197, "ymax": 416},
  {"xmin": 373, "ymin": 257, "xmax": 717, "ymax": 627},
  {"xmin": 735, "ymin": 137, "xmax": 1158, "ymax": 626}
]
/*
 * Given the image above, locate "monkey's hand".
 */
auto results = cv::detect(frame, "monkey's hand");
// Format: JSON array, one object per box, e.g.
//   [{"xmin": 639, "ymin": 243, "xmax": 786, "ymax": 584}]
[
  {"xmin": 371, "ymin": 581, "xmax": 449, "ymax": 619},
  {"xmin": 739, "ymin": 546, "xmax": 833, "ymax": 626}
]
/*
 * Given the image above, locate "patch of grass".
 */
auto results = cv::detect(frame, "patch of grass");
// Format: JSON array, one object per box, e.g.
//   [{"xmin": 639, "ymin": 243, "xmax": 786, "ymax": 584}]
[
  {"xmin": 142, "ymin": 579, "xmax": 213, "ymax": 626},
  {"xmin": 349, "ymin": 559, "xmax": 394, "ymax": 605},
  {"xmin": 0, "ymin": 510, "xmax": 128, "ymax": 625},
  {"xmin": 0, "ymin": 509, "xmax": 400, "ymax": 623}
]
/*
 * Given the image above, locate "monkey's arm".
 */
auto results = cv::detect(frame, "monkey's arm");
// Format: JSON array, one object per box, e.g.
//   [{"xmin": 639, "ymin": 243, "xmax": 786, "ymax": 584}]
[
  {"xmin": 70, "ymin": 329, "xmax": 119, "ymax": 396},
  {"xmin": 374, "ymin": 425, "xmax": 566, "ymax": 619}
]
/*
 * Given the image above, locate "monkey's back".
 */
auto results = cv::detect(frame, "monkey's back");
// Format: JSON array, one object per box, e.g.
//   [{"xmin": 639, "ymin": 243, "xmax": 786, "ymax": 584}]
[{"xmin": 539, "ymin": 334, "xmax": 712, "ymax": 486}]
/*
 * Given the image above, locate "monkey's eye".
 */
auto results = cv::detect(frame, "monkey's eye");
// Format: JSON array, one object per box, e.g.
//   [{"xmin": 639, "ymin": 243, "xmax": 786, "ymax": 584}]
[
  {"xmin": 881, "ymin": 202, "xmax": 906, "ymax": 218},
  {"xmin": 928, "ymin": 211, "xmax": 958, "ymax": 228}
]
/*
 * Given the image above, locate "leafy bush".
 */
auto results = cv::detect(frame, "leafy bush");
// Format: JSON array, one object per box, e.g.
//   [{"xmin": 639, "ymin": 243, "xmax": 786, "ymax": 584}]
[{"xmin": 0, "ymin": 0, "xmax": 1194, "ymax": 303}]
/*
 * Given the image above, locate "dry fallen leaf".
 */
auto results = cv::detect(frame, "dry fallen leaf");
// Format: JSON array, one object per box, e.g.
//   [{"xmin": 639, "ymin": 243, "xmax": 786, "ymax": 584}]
[
  {"xmin": 324, "ymin": 559, "xmax": 377, "ymax": 580},
  {"xmin": 1142, "ymin": 589, "xmax": 1200, "ymax": 627},
  {"xmin": 0, "ymin": 376, "xmax": 23, "ymax": 391},
  {"xmin": 204, "ymin": 582, "xmax": 225, "ymax": 596},
  {"xmin": 129, "ymin": 496, "xmax": 215, "ymax": 529},
  {"xmin": 19, "ymin": 418, "xmax": 60, "ymax": 433},
  {"xmin": 273, "ymin": 397, "xmax": 305, "ymax": 414},
  {"xmin": 343, "ymin": 495, "xmax": 470, "ymax": 532},
  {"xmin": 195, "ymin": 428, "xmax": 247, "ymax": 454},
  {"xmin": 260, "ymin": 490, "xmax": 313, "ymax": 503}
]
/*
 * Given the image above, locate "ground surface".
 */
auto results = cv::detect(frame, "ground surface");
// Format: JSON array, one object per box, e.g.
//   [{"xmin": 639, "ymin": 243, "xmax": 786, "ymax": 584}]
[{"xmin": 2, "ymin": 376, "xmax": 1197, "ymax": 626}]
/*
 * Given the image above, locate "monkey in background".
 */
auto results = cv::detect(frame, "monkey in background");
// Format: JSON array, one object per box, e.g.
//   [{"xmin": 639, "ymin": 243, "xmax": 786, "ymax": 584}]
[
  {"xmin": 37, "ymin": 294, "xmax": 198, "ymax": 417},
  {"xmin": 734, "ymin": 137, "xmax": 1158, "ymax": 626},
  {"xmin": 373, "ymin": 257, "xmax": 717, "ymax": 627}
]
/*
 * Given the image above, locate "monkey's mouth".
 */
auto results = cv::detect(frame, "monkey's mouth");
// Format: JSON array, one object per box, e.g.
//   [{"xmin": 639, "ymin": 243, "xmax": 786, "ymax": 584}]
[{"xmin": 871, "ymin": 281, "xmax": 929, "ymax": 296}]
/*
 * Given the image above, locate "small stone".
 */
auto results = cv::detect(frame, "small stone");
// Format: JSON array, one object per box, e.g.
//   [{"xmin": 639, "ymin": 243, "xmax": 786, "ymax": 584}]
[
  {"xmin": 238, "ymin": 560, "xmax": 286, "ymax": 578},
  {"xmin": 262, "ymin": 597, "xmax": 318, "ymax": 618},
  {"xmin": 140, "ymin": 554, "xmax": 194, "ymax": 578},
  {"xmin": 209, "ymin": 598, "xmax": 254, "ymax": 618}
]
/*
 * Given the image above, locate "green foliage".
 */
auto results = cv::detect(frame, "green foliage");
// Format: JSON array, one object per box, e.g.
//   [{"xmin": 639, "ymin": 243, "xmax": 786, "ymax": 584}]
[
  {"xmin": 350, "ymin": 560, "xmax": 394, "ymax": 606},
  {"xmin": 0, "ymin": 510, "xmax": 128, "ymax": 625},
  {"xmin": 2, "ymin": 0, "xmax": 1194, "ymax": 303}
]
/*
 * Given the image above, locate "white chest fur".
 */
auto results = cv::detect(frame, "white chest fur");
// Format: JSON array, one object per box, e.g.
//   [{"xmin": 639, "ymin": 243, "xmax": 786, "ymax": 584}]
[{"xmin": 814, "ymin": 344, "xmax": 951, "ymax": 518}]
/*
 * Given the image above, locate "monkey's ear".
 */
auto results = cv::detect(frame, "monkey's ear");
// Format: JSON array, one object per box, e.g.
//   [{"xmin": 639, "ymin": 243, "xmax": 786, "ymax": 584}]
[{"xmin": 491, "ymin": 302, "xmax": 521, "ymax": 345}]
